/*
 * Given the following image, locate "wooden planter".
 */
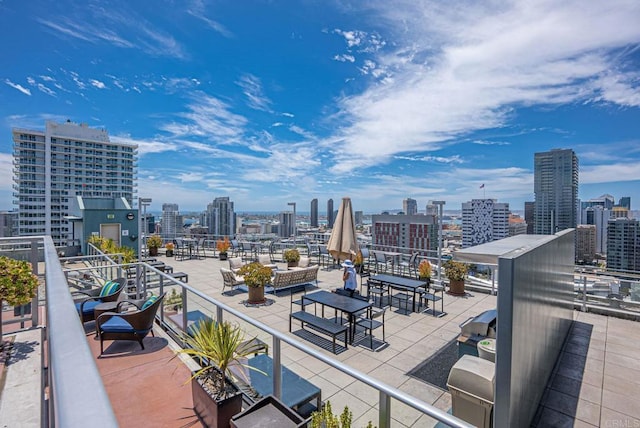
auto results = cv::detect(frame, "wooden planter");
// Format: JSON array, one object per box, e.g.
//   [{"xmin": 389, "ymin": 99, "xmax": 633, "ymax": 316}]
[
  {"xmin": 148, "ymin": 247, "xmax": 159, "ymax": 257},
  {"xmin": 448, "ymin": 279, "xmax": 466, "ymax": 296},
  {"xmin": 192, "ymin": 372, "xmax": 242, "ymax": 428},
  {"xmin": 247, "ymin": 286, "xmax": 266, "ymax": 304},
  {"xmin": 287, "ymin": 261, "xmax": 298, "ymax": 269}
]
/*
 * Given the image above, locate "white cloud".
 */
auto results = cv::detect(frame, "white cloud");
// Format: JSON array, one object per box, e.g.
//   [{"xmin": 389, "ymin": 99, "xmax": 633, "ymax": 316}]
[
  {"xmin": 324, "ymin": 0, "xmax": 640, "ymax": 175},
  {"xmin": 236, "ymin": 74, "xmax": 272, "ymax": 112},
  {"xmin": 472, "ymin": 140, "xmax": 510, "ymax": 146},
  {"xmin": 271, "ymin": 122, "xmax": 284, "ymax": 127},
  {"xmin": 111, "ymin": 135, "xmax": 177, "ymax": 156},
  {"xmin": 334, "ymin": 54, "xmax": 355, "ymax": 63},
  {"xmin": 282, "ymin": 112, "xmax": 295, "ymax": 118},
  {"xmin": 186, "ymin": 0, "xmax": 234, "ymax": 38},
  {"xmin": 581, "ymin": 163, "xmax": 640, "ymax": 184},
  {"xmin": 178, "ymin": 172, "xmax": 205, "ymax": 182},
  {"xmin": 4, "ymin": 79, "xmax": 31, "ymax": 96},
  {"xmin": 90, "ymin": 79, "xmax": 106, "ymax": 89},
  {"xmin": 395, "ymin": 154, "xmax": 464, "ymax": 164}
]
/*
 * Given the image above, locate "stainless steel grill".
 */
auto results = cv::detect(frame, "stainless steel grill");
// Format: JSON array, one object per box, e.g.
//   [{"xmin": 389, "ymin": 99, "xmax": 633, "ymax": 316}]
[{"xmin": 457, "ymin": 309, "xmax": 497, "ymax": 358}]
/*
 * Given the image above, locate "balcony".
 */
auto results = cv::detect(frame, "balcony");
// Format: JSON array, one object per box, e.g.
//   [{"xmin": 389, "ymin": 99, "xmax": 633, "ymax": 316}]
[{"xmin": 2, "ymin": 236, "xmax": 640, "ymax": 427}]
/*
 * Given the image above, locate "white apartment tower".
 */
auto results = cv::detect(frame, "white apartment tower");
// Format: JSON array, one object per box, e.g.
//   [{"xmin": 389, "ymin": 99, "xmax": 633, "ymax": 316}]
[
  {"xmin": 462, "ymin": 199, "xmax": 510, "ymax": 248},
  {"xmin": 161, "ymin": 203, "xmax": 182, "ymax": 239},
  {"xmin": 12, "ymin": 120, "xmax": 137, "ymax": 245}
]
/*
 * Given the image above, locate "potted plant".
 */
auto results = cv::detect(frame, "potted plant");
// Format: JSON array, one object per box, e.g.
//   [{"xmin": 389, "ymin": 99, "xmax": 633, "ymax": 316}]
[
  {"xmin": 177, "ymin": 319, "xmax": 263, "ymax": 428},
  {"xmin": 418, "ymin": 259, "xmax": 432, "ymax": 284},
  {"xmin": 146, "ymin": 235, "xmax": 163, "ymax": 257},
  {"xmin": 283, "ymin": 248, "xmax": 300, "ymax": 268},
  {"xmin": 237, "ymin": 262, "xmax": 272, "ymax": 304},
  {"xmin": 217, "ymin": 237, "xmax": 231, "ymax": 261},
  {"xmin": 0, "ymin": 256, "xmax": 40, "ymax": 345},
  {"xmin": 163, "ymin": 288, "xmax": 183, "ymax": 315},
  {"xmin": 165, "ymin": 242, "xmax": 175, "ymax": 257},
  {"xmin": 444, "ymin": 260, "xmax": 468, "ymax": 296}
]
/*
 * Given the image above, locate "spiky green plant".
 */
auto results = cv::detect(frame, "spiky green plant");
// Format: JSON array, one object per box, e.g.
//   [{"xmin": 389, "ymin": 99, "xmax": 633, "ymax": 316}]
[
  {"xmin": 0, "ymin": 257, "xmax": 39, "ymax": 341},
  {"xmin": 177, "ymin": 319, "xmax": 264, "ymax": 399}
]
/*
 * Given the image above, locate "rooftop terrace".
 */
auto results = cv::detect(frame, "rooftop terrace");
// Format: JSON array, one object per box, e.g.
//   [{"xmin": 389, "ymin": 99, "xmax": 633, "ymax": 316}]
[{"xmin": 1, "ymin": 237, "xmax": 640, "ymax": 427}]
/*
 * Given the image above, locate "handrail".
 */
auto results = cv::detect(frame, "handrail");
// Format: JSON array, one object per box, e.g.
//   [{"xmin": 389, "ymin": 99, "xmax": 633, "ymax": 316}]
[
  {"xmin": 97, "ymin": 259, "xmax": 474, "ymax": 428},
  {"xmin": 44, "ymin": 236, "xmax": 118, "ymax": 427}
]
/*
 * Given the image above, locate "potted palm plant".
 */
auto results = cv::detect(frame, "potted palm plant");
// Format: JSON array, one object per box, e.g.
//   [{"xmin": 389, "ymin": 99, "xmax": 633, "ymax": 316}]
[
  {"xmin": 0, "ymin": 256, "xmax": 40, "ymax": 345},
  {"xmin": 444, "ymin": 260, "xmax": 468, "ymax": 296},
  {"xmin": 146, "ymin": 235, "xmax": 163, "ymax": 257},
  {"xmin": 283, "ymin": 248, "xmax": 300, "ymax": 268},
  {"xmin": 217, "ymin": 237, "xmax": 231, "ymax": 261},
  {"xmin": 177, "ymin": 319, "xmax": 263, "ymax": 428},
  {"xmin": 237, "ymin": 262, "xmax": 272, "ymax": 304}
]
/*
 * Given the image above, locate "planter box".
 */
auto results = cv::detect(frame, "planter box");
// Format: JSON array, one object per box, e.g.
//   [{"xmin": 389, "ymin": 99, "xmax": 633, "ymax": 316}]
[
  {"xmin": 192, "ymin": 371, "xmax": 243, "ymax": 428},
  {"xmin": 230, "ymin": 395, "xmax": 306, "ymax": 428}
]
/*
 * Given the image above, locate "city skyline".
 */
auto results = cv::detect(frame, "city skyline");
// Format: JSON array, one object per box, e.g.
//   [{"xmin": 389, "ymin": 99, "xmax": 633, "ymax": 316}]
[{"xmin": 2, "ymin": 1, "xmax": 640, "ymax": 213}]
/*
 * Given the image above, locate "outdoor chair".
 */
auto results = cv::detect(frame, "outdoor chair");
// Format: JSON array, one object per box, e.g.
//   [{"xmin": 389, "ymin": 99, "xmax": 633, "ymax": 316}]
[
  {"xmin": 195, "ymin": 237, "xmax": 206, "ymax": 259},
  {"xmin": 398, "ymin": 252, "xmax": 418, "ymax": 278},
  {"xmin": 306, "ymin": 243, "xmax": 319, "ymax": 261},
  {"xmin": 257, "ymin": 254, "xmax": 277, "ymax": 270},
  {"xmin": 318, "ymin": 245, "xmax": 334, "ymax": 269},
  {"xmin": 173, "ymin": 238, "xmax": 188, "ymax": 261},
  {"xmin": 372, "ymin": 251, "xmax": 391, "ymax": 274},
  {"xmin": 356, "ymin": 306, "xmax": 386, "ymax": 351},
  {"xmin": 96, "ymin": 293, "xmax": 165, "ymax": 354},
  {"xmin": 231, "ymin": 239, "xmax": 241, "ymax": 257},
  {"xmin": 241, "ymin": 241, "xmax": 254, "ymax": 261},
  {"xmin": 290, "ymin": 288, "xmax": 316, "ymax": 315},
  {"xmin": 221, "ymin": 268, "xmax": 244, "ymax": 294},
  {"xmin": 74, "ymin": 277, "xmax": 127, "ymax": 324},
  {"xmin": 365, "ymin": 279, "xmax": 388, "ymax": 308},
  {"xmin": 228, "ymin": 257, "xmax": 244, "ymax": 273}
]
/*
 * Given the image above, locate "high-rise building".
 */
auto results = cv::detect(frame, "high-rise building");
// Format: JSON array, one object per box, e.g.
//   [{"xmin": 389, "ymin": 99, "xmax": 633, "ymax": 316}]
[
  {"xmin": 403, "ymin": 198, "xmax": 418, "ymax": 216},
  {"xmin": 279, "ymin": 211, "xmax": 295, "ymax": 237},
  {"xmin": 461, "ymin": 199, "xmax": 510, "ymax": 248},
  {"xmin": 310, "ymin": 198, "xmax": 318, "ymax": 227},
  {"xmin": 575, "ymin": 225, "xmax": 596, "ymax": 263},
  {"xmin": 371, "ymin": 214, "xmax": 438, "ymax": 255},
  {"xmin": 524, "ymin": 202, "xmax": 535, "ymax": 234},
  {"xmin": 534, "ymin": 149, "xmax": 578, "ymax": 234},
  {"xmin": 583, "ymin": 206, "xmax": 611, "ymax": 255},
  {"xmin": 618, "ymin": 196, "xmax": 631, "ymax": 210},
  {"xmin": 0, "ymin": 211, "xmax": 18, "ymax": 237},
  {"xmin": 581, "ymin": 194, "xmax": 615, "ymax": 210},
  {"xmin": 606, "ymin": 218, "xmax": 640, "ymax": 272},
  {"xmin": 161, "ymin": 203, "xmax": 182, "ymax": 239},
  {"xmin": 12, "ymin": 120, "xmax": 137, "ymax": 245},
  {"xmin": 354, "ymin": 210, "xmax": 363, "ymax": 226},
  {"xmin": 327, "ymin": 199, "xmax": 334, "ymax": 228},
  {"xmin": 611, "ymin": 206, "xmax": 630, "ymax": 219},
  {"xmin": 205, "ymin": 197, "xmax": 235, "ymax": 237}
]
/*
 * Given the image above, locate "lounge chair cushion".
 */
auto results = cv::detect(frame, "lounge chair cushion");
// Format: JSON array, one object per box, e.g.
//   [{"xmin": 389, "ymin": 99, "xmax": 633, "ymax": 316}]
[
  {"xmin": 99, "ymin": 280, "xmax": 119, "ymax": 297},
  {"xmin": 141, "ymin": 294, "xmax": 158, "ymax": 310},
  {"xmin": 298, "ymin": 257, "xmax": 310, "ymax": 268},
  {"xmin": 75, "ymin": 299, "xmax": 100, "ymax": 315},
  {"xmin": 100, "ymin": 316, "xmax": 149, "ymax": 335}
]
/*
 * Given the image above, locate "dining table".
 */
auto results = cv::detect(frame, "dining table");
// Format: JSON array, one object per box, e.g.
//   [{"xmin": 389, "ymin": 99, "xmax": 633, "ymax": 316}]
[
  {"xmin": 302, "ymin": 290, "xmax": 372, "ymax": 343},
  {"xmin": 368, "ymin": 274, "xmax": 428, "ymax": 313}
]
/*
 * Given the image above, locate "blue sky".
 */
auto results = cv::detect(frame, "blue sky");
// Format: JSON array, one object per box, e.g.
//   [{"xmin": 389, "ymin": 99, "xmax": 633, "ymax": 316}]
[{"xmin": 1, "ymin": 0, "xmax": 640, "ymax": 214}]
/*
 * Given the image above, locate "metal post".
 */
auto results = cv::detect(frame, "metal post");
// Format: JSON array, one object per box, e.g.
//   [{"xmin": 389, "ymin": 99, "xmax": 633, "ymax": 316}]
[
  {"xmin": 582, "ymin": 275, "xmax": 587, "ymax": 312},
  {"xmin": 432, "ymin": 201, "xmax": 445, "ymax": 282},
  {"xmin": 379, "ymin": 390, "xmax": 391, "ymax": 428},
  {"xmin": 273, "ymin": 337, "xmax": 282, "ymax": 401}
]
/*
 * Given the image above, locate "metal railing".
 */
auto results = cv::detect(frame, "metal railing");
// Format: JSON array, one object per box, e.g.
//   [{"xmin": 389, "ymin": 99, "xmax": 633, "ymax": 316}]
[
  {"xmin": 76, "ymin": 248, "xmax": 473, "ymax": 428},
  {"xmin": 1, "ymin": 236, "xmax": 118, "ymax": 427}
]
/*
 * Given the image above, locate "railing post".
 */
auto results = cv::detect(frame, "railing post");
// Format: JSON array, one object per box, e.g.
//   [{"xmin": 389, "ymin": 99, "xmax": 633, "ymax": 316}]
[
  {"xmin": 273, "ymin": 337, "xmax": 282, "ymax": 401},
  {"xmin": 30, "ymin": 238, "xmax": 39, "ymax": 327},
  {"xmin": 182, "ymin": 286, "xmax": 189, "ymax": 331},
  {"xmin": 582, "ymin": 275, "xmax": 587, "ymax": 312},
  {"xmin": 379, "ymin": 391, "xmax": 391, "ymax": 428}
]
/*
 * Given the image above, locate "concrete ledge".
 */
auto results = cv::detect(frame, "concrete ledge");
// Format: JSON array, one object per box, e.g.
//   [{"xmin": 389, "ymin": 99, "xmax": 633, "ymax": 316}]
[{"xmin": 0, "ymin": 328, "xmax": 43, "ymax": 427}]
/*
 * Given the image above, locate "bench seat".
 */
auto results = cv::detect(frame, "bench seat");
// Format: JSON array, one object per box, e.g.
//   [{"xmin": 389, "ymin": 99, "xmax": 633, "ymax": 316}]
[{"xmin": 289, "ymin": 310, "xmax": 348, "ymax": 353}]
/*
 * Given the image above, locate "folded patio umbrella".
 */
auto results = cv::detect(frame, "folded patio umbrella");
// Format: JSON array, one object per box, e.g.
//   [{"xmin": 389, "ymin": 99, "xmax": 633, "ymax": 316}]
[{"xmin": 326, "ymin": 197, "xmax": 358, "ymax": 262}]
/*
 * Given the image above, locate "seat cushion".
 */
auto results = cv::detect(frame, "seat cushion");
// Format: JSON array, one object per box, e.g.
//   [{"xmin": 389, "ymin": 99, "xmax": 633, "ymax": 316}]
[
  {"xmin": 76, "ymin": 299, "xmax": 100, "ymax": 315},
  {"xmin": 100, "ymin": 316, "xmax": 135, "ymax": 334}
]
